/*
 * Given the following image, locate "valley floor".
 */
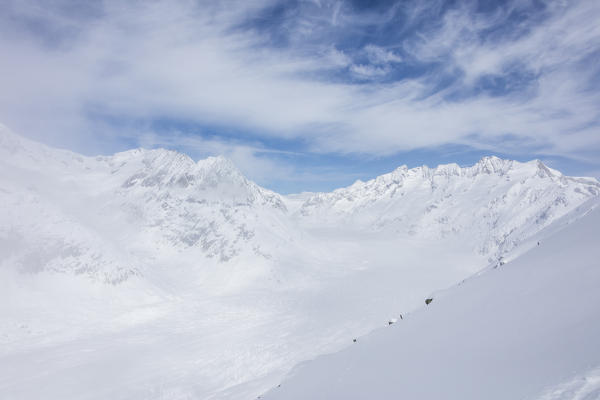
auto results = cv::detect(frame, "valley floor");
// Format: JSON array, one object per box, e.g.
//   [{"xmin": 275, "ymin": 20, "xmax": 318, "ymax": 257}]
[{"xmin": 0, "ymin": 229, "xmax": 485, "ymax": 400}]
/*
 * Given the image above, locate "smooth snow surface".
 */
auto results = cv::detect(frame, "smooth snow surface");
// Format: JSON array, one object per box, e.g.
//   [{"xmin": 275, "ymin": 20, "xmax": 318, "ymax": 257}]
[
  {"xmin": 1, "ymin": 124, "xmax": 599, "ymax": 399},
  {"xmin": 264, "ymin": 200, "xmax": 600, "ymax": 400}
]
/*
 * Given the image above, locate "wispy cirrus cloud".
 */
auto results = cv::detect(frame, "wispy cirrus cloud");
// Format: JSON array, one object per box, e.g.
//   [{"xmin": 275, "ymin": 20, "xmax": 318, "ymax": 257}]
[{"xmin": 0, "ymin": 0, "xmax": 599, "ymax": 191}]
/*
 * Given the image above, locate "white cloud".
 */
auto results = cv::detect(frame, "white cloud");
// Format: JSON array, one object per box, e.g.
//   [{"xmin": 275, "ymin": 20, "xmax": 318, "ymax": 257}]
[
  {"xmin": 350, "ymin": 64, "xmax": 389, "ymax": 78},
  {"xmin": 0, "ymin": 0, "xmax": 598, "ymax": 180},
  {"xmin": 364, "ymin": 44, "xmax": 402, "ymax": 64}
]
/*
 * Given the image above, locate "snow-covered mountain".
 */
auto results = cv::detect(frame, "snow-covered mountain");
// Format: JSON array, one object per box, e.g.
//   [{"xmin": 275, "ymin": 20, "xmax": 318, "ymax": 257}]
[
  {"xmin": 2, "ymin": 124, "xmax": 598, "ymax": 283},
  {"xmin": 0, "ymin": 125, "xmax": 291, "ymax": 285},
  {"xmin": 1, "ymin": 124, "xmax": 599, "ymax": 400},
  {"xmin": 296, "ymin": 156, "xmax": 599, "ymax": 258}
]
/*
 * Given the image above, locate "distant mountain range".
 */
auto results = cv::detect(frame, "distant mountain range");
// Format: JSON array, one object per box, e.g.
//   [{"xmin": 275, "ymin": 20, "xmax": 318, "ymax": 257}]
[{"xmin": 1, "ymin": 124, "xmax": 597, "ymax": 283}]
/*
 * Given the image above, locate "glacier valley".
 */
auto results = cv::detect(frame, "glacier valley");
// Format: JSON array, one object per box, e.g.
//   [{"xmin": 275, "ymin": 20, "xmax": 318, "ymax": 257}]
[{"xmin": 1, "ymin": 124, "xmax": 599, "ymax": 400}]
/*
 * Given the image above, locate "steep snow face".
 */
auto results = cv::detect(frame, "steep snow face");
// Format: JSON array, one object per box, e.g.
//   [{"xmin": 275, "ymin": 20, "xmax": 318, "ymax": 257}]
[
  {"xmin": 295, "ymin": 156, "xmax": 599, "ymax": 257},
  {"xmin": 263, "ymin": 199, "xmax": 600, "ymax": 400}
]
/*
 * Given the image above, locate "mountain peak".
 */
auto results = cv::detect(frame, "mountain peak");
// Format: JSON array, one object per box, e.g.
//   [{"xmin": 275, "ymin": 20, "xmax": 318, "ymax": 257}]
[
  {"xmin": 200, "ymin": 155, "xmax": 239, "ymax": 172},
  {"xmin": 472, "ymin": 156, "xmax": 513, "ymax": 175},
  {"xmin": 531, "ymin": 159, "xmax": 561, "ymax": 178},
  {"xmin": 195, "ymin": 155, "xmax": 248, "ymax": 185}
]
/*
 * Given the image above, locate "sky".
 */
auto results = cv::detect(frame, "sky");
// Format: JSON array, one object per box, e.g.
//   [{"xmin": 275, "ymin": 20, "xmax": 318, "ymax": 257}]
[{"xmin": 1, "ymin": 0, "xmax": 599, "ymax": 193}]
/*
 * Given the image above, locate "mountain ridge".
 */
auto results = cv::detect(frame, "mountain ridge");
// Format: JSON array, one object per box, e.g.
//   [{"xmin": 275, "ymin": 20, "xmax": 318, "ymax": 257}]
[
  {"xmin": 295, "ymin": 153, "xmax": 599, "ymax": 260},
  {"xmin": 2, "ymin": 124, "xmax": 599, "ymax": 282}
]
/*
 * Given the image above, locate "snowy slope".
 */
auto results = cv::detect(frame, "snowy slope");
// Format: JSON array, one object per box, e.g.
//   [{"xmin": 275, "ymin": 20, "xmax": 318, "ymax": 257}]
[
  {"xmin": 1, "ymin": 124, "xmax": 599, "ymax": 400},
  {"xmin": 263, "ymin": 199, "xmax": 600, "ymax": 400}
]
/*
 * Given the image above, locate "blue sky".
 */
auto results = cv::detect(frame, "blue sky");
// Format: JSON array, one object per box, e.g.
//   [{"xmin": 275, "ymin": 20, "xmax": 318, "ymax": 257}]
[{"xmin": 1, "ymin": 0, "xmax": 599, "ymax": 193}]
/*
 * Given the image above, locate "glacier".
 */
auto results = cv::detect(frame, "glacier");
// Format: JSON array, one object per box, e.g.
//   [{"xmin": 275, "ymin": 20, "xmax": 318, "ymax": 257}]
[{"xmin": 0, "ymin": 124, "xmax": 599, "ymax": 399}]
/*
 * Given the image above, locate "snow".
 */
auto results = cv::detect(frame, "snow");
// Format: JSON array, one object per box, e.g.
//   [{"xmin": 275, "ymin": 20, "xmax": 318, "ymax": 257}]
[
  {"xmin": 263, "ymin": 199, "xmax": 600, "ymax": 400},
  {"xmin": 1, "ymin": 124, "xmax": 599, "ymax": 399},
  {"xmin": 530, "ymin": 367, "xmax": 600, "ymax": 400}
]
